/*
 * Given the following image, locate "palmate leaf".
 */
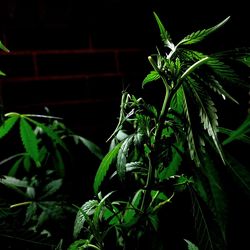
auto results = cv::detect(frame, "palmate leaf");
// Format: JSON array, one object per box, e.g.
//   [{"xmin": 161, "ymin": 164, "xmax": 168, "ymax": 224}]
[
  {"xmin": 94, "ymin": 142, "xmax": 122, "ymax": 194},
  {"xmin": 19, "ymin": 117, "xmax": 40, "ymax": 167},
  {"xmin": 28, "ymin": 118, "xmax": 68, "ymax": 152},
  {"xmin": 177, "ymin": 16, "xmax": 230, "ymax": 46},
  {"xmin": 187, "ymin": 77, "xmax": 225, "ymax": 164},
  {"xmin": 0, "ymin": 116, "xmax": 19, "ymax": 138}
]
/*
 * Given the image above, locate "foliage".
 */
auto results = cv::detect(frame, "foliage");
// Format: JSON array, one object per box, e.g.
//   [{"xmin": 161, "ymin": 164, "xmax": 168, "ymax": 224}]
[
  {"xmin": 0, "ymin": 110, "xmax": 103, "ymax": 248},
  {"xmin": 70, "ymin": 13, "xmax": 250, "ymax": 250}
]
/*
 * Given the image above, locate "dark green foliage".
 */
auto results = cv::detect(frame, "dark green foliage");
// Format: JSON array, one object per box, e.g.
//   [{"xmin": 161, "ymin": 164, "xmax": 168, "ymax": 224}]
[
  {"xmin": 71, "ymin": 13, "xmax": 250, "ymax": 250},
  {"xmin": 1, "ymin": 12, "xmax": 250, "ymax": 250}
]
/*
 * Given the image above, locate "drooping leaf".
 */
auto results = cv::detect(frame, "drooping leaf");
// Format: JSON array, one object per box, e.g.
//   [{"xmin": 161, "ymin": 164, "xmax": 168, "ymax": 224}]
[
  {"xmin": 0, "ymin": 175, "xmax": 28, "ymax": 188},
  {"xmin": 93, "ymin": 191, "xmax": 115, "ymax": 227},
  {"xmin": 19, "ymin": 117, "xmax": 40, "ymax": 167},
  {"xmin": 117, "ymin": 136, "xmax": 133, "ymax": 181},
  {"xmin": 177, "ymin": 16, "xmax": 230, "ymax": 46},
  {"xmin": 72, "ymin": 135, "xmax": 103, "ymax": 160},
  {"xmin": 202, "ymin": 75, "xmax": 238, "ymax": 104},
  {"xmin": 94, "ymin": 142, "xmax": 122, "ymax": 194},
  {"xmin": 182, "ymin": 86, "xmax": 202, "ymax": 167},
  {"xmin": 206, "ymin": 56, "xmax": 240, "ymax": 83},
  {"xmin": 73, "ymin": 199, "xmax": 98, "ymax": 239},
  {"xmin": 187, "ymin": 77, "xmax": 225, "ymax": 164},
  {"xmin": 0, "ymin": 116, "xmax": 19, "ymax": 138}
]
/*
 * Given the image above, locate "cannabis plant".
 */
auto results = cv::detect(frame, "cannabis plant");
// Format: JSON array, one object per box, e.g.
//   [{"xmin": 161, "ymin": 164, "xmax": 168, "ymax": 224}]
[{"xmin": 71, "ymin": 13, "xmax": 250, "ymax": 250}]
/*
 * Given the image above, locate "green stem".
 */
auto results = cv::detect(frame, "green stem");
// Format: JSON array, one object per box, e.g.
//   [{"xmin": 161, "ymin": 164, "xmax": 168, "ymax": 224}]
[{"xmin": 140, "ymin": 154, "xmax": 153, "ymax": 211}]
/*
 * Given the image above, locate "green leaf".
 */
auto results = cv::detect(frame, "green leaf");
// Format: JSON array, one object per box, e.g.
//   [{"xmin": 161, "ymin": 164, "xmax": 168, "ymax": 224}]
[
  {"xmin": 19, "ymin": 118, "xmax": 40, "ymax": 167},
  {"xmin": 8, "ymin": 156, "xmax": 23, "ymax": 176},
  {"xmin": 94, "ymin": 143, "xmax": 122, "ymax": 194},
  {"xmin": 40, "ymin": 179, "xmax": 63, "ymax": 200},
  {"xmin": 0, "ymin": 175, "xmax": 28, "ymax": 188},
  {"xmin": 184, "ymin": 239, "xmax": 199, "ymax": 250},
  {"xmin": 225, "ymin": 152, "xmax": 250, "ymax": 193},
  {"xmin": 93, "ymin": 191, "xmax": 115, "ymax": 227},
  {"xmin": 222, "ymin": 114, "xmax": 250, "ymax": 145},
  {"xmin": 178, "ymin": 16, "xmax": 230, "ymax": 46},
  {"xmin": 206, "ymin": 56, "xmax": 240, "ymax": 84},
  {"xmin": 203, "ymin": 156, "xmax": 228, "ymax": 242},
  {"xmin": 148, "ymin": 213, "xmax": 159, "ymax": 231},
  {"xmin": 53, "ymin": 149, "xmax": 65, "ymax": 177},
  {"xmin": 117, "ymin": 136, "xmax": 133, "ymax": 181},
  {"xmin": 189, "ymin": 187, "xmax": 213, "ymax": 250},
  {"xmin": 142, "ymin": 71, "xmax": 160, "ymax": 87},
  {"xmin": 153, "ymin": 12, "xmax": 174, "ymax": 50},
  {"xmin": 187, "ymin": 78, "xmax": 225, "ymax": 164},
  {"xmin": 124, "ymin": 189, "xmax": 143, "ymax": 224},
  {"xmin": 0, "ymin": 116, "xmax": 19, "ymax": 138},
  {"xmin": 0, "ymin": 70, "xmax": 6, "ymax": 76},
  {"xmin": 28, "ymin": 118, "xmax": 67, "ymax": 152},
  {"xmin": 182, "ymin": 86, "xmax": 202, "ymax": 167},
  {"xmin": 0, "ymin": 41, "xmax": 10, "ymax": 52},
  {"xmin": 73, "ymin": 200, "xmax": 98, "ymax": 239},
  {"xmin": 23, "ymin": 155, "xmax": 32, "ymax": 172},
  {"xmin": 159, "ymin": 143, "xmax": 183, "ymax": 180},
  {"xmin": 73, "ymin": 135, "xmax": 103, "ymax": 160}
]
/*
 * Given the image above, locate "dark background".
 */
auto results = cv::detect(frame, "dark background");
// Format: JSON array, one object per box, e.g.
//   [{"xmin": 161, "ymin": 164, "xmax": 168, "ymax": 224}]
[
  {"xmin": 0, "ymin": 1, "xmax": 249, "ymax": 139},
  {"xmin": 0, "ymin": 1, "xmax": 249, "ymax": 249}
]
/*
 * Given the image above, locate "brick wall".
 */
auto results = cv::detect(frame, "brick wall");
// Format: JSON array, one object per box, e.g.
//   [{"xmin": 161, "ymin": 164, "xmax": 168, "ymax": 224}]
[{"xmin": 0, "ymin": 43, "xmax": 149, "ymax": 144}]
